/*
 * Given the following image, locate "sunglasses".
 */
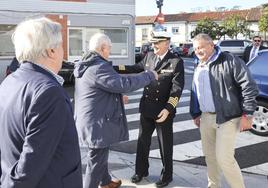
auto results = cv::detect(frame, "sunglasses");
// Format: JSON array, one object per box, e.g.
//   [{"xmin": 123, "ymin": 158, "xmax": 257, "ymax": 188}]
[{"xmin": 254, "ymin": 40, "xmax": 261, "ymax": 42}]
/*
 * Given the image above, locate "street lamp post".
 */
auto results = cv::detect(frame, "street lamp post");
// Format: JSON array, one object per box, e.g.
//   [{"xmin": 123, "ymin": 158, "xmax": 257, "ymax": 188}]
[
  {"xmin": 155, "ymin": 0, "xmax": 164, "ymax": 24},
  {"xmin": 156, "ymin": 0, "xmax": 163, "ymax": 13}
]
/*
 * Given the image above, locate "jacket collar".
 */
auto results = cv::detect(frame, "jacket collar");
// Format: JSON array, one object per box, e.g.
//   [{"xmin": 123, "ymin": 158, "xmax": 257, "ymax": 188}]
[{"xmin": 20, "ymin": 61, "xmax": 60, "ymax": 84}]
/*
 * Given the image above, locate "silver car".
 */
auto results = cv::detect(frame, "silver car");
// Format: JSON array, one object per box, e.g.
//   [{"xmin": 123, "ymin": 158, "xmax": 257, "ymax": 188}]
[{"xmin": 217, "ymin": 39, "xmax": 252, "ymax": 57}]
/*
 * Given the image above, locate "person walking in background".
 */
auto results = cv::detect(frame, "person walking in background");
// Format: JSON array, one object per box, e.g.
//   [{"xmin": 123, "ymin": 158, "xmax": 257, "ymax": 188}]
[
  {"xmin": 74, "ymin": 33, "xmax": 158, "ymax": 188},
  {"xmin": 114, "ymin": 26, "xmax": 185, "ymax": 188},
  {"xmin": 190, "ymin": 33, "xmax": 258, "ymax": 188},
  {"xmin": 0, "ymin": 17, "xmax": 82, "ymax": 188},
  {"xmin": 243, "ymin": 35, "xmax": 267, "ymax": 63}
]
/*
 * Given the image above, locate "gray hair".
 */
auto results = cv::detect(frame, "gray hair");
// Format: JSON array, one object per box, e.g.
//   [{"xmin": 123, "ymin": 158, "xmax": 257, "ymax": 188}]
[
  {"xmin": 193, "ymin": 33, "xmax": 213, "ymax": 44},
  {"xmin": 12, "ymin": 17, "xmax": 62, "ymax": 63},
  {"xmin": 89, "ymin": 33, "xmax": 111, "ymax": 51}
]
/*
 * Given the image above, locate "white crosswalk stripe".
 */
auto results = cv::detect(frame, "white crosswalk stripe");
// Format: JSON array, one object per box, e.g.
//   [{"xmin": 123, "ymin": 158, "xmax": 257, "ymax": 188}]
[
  {"xmin": 125, "ymin": 96, "xmax": 190, "ymax": 110},
  {"xmin": 120, "ymin": 87, "xmax": 268, "ymax": 175},
  {"xmin": 126, "ymin": 106, "xmax": 189, "ymax": 122},
  {"xmin": 149, "ymin": 131, "xmax": 268, "ymax": 161}
]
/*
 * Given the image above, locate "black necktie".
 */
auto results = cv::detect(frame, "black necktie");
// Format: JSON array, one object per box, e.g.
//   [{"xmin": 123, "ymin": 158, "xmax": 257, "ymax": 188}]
[{"xmin": 155, "ymin": 57, "xmax": 161, "ymax": 69}]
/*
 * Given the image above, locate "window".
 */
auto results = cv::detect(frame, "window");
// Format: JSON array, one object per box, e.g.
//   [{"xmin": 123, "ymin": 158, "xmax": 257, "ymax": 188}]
[
  {"xmin": 85, "ymin": 28, "xmax": 128, "ymax": 57},
  {"xmin": 142, "ymin": 28, "xmax": 148, "ymax": 41},
  {"xmin": 172, "ymin": 27, "xmax": 180, "ymax": 34},
  {"xmin": 0, "ymin": 25, "xmax": 16, "ymax": 57},
  {"xmin": 69, "ymin": 29, "xmax": 83, "ymax": 56},
  {"xmin": 69, "ymin": 27, "xmax": 128, "ymax": 59},
  {"xmin": 220, "ymin": 41, "xmax": 244, "ymax": 47}
]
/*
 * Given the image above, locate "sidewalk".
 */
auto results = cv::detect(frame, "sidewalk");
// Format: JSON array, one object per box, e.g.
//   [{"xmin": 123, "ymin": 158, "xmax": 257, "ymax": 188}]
[{"xmin": 80, "ymin": 148, "xmax": 268, "ymax": 188}]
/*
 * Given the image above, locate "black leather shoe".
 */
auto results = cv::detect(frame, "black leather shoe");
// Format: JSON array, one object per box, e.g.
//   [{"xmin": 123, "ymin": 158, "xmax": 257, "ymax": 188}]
[
  {"xmin": 130, "ymin": 173, "xmax": 148, "ymax": 183},
  {"xmin": 155, "ymin": 179, "xmax": 172, "ymax": 187}
]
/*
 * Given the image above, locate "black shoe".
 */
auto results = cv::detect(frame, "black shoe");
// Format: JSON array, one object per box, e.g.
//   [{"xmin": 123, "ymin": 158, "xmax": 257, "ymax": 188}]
[
  {"xmin": 130, "ymin": 173, "xmax": 148, "ymax": 183},
  {"xmin": 155, "ymin": 179, "xmax": 172, "ymax": 187}
]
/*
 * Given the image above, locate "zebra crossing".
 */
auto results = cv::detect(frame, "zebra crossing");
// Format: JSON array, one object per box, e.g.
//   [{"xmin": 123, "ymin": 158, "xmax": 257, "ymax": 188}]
[{"xmin": 110, "ymin": 87, "xmax": 268, "ymax": 176}]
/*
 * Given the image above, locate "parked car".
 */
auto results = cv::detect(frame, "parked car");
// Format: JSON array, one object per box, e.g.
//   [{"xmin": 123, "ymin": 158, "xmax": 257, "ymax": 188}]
[
  {"xmin": 59, "ymin": 60, "xmax": 75, "ymax": 84},
  {"xmin": 135, "ymin": 46, "xmax": 142, "ymax": 62},
  {"xmin": 247, "ymin": 49, "xmax": 268, "ymax": 136},
  {"xmin": 170, "ymin": 46, "xmax": 183, "ymax": 57},
  {"xmin": 5, "ymin": 57, "xmax": 19, "ymax": 76},
  {"xmin": 135, "ymin": 43, "xmax": 153, "ymax": 63},
  {"xmin": 187, "ymin": 46, "xmax": 195, "ymax": 57},
  {"xmin": 217, "ymin": 39, "xmax": 251, "ymax": 58},
  {"xmin": 180, "ymin": 43, "xmax": 193, "ymax": 56},
  {"xmin": 5, "ymin": 59, "xmax": 75, "ymax": 85}
]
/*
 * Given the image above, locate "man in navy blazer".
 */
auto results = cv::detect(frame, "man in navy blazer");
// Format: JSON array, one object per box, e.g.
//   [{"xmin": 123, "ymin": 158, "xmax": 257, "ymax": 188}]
[
  {"xmin": 74, "ymin": 33, "xmax": 158, "ymax": 188},
  {"xmin": 243, "ymin": 35, "xmax": 267, "ymax": 63},
  {"xmin": 0, "ymin": 18, "xmax": 82, "ymax": 188}
]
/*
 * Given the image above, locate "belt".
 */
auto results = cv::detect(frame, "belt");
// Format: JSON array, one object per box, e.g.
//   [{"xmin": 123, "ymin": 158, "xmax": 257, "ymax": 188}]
[{"xmin": 208, "ymin": 112, "xmax": 216, "ymax": 114}]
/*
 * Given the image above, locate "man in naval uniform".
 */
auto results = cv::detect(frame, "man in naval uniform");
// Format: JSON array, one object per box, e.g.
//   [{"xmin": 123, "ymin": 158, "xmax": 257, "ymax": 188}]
[{"xmin": 114, "ymin": 26, "xmax": 184, "ymax": 187}]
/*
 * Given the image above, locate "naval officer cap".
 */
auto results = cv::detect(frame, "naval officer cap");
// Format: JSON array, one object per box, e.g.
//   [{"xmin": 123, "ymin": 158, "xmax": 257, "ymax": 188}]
[{"xmin": 149, "ymin": 24, "xmax": 172, "ymax": 43}]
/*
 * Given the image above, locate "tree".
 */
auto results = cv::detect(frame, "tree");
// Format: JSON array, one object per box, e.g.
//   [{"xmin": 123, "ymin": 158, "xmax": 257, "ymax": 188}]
[
  {"xmin": 223, "ymin": 15, "xmax": 250, "ymax": 39},
  {"xmin": 191, "ymin": 18, "xmax": 221, "ymax": 40},
  {"xmin": 259, "ymin": 6, "xmax": 268, "ymax": 40}
]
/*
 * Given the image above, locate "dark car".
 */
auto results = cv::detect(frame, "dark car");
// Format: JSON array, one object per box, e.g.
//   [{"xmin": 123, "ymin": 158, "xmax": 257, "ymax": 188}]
[
  {"xmin": 5, "ymin": 57, "xmax": 19, "ymax": 76},
  {"xmin": 247, "ymin": 50, "xmax": 268, "ymax": 136},
  {"xmin": 6, "ymin": 58, "xmax": 74, "ymax": 85},
  {"xmin": 58, "ymin": 60, "xmax": 75, "ymax": 84},
  {"xmin": 135, "ymin": 46, "xmax": 142, "ymax": 63},
  {"xmin": 135, "ymin": 43, "xmax": 153, "ymax": 63}
]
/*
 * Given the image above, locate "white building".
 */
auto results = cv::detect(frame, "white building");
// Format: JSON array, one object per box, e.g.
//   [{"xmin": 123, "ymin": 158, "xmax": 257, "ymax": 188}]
[
  {"xmin": 0, "ymin": 0, "xmax": 136, "ymax": 83},
  {"xmin": 135, "ymin": 7, "xmax": 263, "ymax": 47}
]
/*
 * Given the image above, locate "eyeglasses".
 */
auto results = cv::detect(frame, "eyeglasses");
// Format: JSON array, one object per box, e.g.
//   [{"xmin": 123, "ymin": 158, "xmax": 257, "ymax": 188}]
[{"xmin": 254, "ymin": 40, "xmax": 261, "ymax": 42}]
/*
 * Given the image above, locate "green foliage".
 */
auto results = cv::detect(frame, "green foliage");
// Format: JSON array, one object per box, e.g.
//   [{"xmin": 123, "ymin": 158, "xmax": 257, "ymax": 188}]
[
  {"xmin": 259, "ymin": 6, "xmax": 268, "ymax": 39},
  {"xmin": 190, "ymin": 18, "xmax": 221, "ymax": 40},
  {"xmin": 222, "ymin": 15, "xmax": 250, "ymax": 39}
]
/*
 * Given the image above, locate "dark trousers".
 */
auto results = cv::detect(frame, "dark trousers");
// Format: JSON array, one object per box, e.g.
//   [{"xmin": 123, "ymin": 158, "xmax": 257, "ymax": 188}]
[
  {"xmin": 84, "ymin": 147, "xmax": 111, "ymax": 188},
  {"xmin": 135, "ymin": 114, "xmax": 174, "ymax": 181}
]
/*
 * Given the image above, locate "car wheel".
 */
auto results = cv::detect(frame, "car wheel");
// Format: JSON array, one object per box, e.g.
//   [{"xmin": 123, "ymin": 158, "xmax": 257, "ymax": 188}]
[{"xmin": 250, "ymin": 100, "xmax": 268, "ymax": 136}]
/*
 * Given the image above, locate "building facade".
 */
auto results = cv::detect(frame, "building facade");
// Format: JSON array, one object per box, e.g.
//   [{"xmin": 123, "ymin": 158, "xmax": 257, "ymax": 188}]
[
  {"xmin": 135, "ymin": 8, "xmax": 263, "ymax": 46},
  {"xmin": 0, "ymin": 0, "xmax": 135, "ymax": 83}
]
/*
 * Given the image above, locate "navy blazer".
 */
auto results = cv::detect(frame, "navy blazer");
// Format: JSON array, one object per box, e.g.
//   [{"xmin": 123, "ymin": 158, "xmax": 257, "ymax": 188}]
[
  {"xmin": 74, "ymin": 52, "xmax": 155, "ymax": 148},
  {"xmin": 243, "ymin": 45, "xmax": 267, "ymax": 63},
  {"xmin": 0, "ymin": 62, "xmax": 82, "ymax": 188}
]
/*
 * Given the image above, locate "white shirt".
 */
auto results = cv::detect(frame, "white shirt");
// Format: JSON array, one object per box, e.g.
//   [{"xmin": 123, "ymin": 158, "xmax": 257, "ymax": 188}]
[
  {"xmin": 250, "ymin": 46, "xmax": 260, "ymax": 60},
  {"xmin": 155, "ymin": 50, "xmax": 168, "ymax": 67}
]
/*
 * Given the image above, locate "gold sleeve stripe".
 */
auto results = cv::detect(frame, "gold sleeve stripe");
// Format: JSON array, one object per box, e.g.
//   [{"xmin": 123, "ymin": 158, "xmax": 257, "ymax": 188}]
[
  {"xmin": 118, "ymin": 65, "xmax": 126, "ymax": 71},
  {"xmin": 168, "ymin": 101, "xmax": 176, "ymax": 108},
  {"xmin": 168, "ymin": 97, "xmax": 179, "ymax": 108}
]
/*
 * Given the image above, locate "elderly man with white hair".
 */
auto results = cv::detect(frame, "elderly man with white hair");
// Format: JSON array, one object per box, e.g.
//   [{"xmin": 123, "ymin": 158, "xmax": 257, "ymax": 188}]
[
  {"xmin": 74, "ymin": 33, "xmax": 158, "ymax": 188},
  {"xmin": 0, "ymin": 17, "xmax": 83, "ymax": 188}
]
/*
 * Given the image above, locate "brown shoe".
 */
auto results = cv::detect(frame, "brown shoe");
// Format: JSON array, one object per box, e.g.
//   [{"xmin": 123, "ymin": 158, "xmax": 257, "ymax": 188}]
[{"xmin": 101, "ymin": 179, "xmax": 122, "ymax": 188}]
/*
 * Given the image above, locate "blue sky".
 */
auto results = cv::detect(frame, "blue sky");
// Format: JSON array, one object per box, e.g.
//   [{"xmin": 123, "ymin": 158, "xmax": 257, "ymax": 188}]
[{"xmin": 136, "ymin": 0, "xmax": 268, "ymax": 16}]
